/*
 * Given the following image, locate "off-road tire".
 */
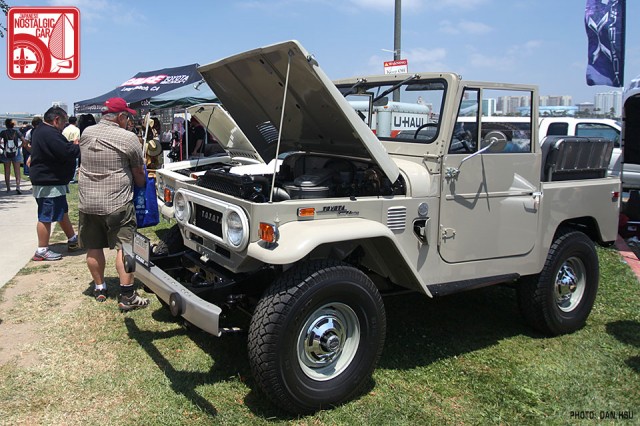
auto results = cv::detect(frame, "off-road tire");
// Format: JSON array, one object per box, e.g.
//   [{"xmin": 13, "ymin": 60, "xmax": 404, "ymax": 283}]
[
  {"xmin": 247, "ymin": 260, "xmax": 386, "ymax": 414},
  {"xmin": 151, "ymin": 224, "xmax": 184, "ymax": 256},
  {"xmin": 517, "ymin": 229, "xmax": 599, "ymax": 336}
]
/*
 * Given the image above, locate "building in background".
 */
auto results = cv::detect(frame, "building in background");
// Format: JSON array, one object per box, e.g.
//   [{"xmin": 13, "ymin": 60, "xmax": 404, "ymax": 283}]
[
  {"xmin": 594, "ymin": 91, "xmax": 623, "ymax": 118},
  {"xmin": 497, "ymin": 95, "xmax": 531, "ymax": 115},
  {"xmin": 51, "ymin": 101, "xmax": 68, "ymax": 113},
  {"xmin": 540, "ymin": 95, "xmax": 573, "ymax": 107},
  {"xmin": 577, "ymin": 102, "xmax": 596, "ymax": 115}
]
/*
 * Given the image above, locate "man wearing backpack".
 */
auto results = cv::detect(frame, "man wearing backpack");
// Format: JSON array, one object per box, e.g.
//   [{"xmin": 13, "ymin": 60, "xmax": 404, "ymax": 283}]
[{"xmin": 0, "ymin": 118, "xmax": 26, "ymax": 194}]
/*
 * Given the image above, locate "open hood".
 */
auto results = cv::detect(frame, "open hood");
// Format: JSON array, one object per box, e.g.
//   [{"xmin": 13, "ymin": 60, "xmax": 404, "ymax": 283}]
[
  {"xmin": 187, "ymin": 103, "xmax": 264, "ymax": 163},
  {"xmin": 197, "ymin": 40, "xmax": 399, "ymax": 182}
]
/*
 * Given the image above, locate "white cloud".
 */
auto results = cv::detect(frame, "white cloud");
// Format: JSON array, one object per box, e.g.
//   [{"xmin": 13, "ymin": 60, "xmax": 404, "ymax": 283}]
[
  {"xmin": 506, "ymin": 40, "xmax": 542, "ymax": 57},
  {"xmin": 466, "ymin": 40, "xmax": 541, "ymax": 72},
  {"xmin": 469, "ymin": 52, "xmax": 514, "ymax": 69},
  {"xmin": 439, "ymin": 19, "xmax": 492, "ymax": 35}
]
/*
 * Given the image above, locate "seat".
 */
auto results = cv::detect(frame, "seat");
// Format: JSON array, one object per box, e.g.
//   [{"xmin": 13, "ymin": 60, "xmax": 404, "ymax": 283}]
[{"xmin": 541, "ymin": 136, "xmax": 614, "ymax": 182}]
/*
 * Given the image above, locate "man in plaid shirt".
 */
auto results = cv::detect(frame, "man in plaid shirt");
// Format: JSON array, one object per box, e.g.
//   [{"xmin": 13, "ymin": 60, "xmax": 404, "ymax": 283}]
[{"xmin": 78, "ymin": 98, "xmax": 148, "ymax": 311}]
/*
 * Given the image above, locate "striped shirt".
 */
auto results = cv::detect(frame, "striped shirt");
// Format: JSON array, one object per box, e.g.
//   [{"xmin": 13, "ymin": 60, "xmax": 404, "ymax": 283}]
[{"xmin": 78, "ymin": 119, "xmax": 144, "ymax": 215}]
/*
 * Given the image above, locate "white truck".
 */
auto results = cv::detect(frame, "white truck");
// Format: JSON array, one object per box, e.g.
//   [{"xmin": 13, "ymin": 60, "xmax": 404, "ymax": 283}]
[{"xmin": 124, "ymin": 41, "xmax": 620, "ymax": 413}]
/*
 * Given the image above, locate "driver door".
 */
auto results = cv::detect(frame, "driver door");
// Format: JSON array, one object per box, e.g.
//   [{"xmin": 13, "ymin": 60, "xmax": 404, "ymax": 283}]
[{"xmin": 438, "ymin": 87, "xmax": 540, "ymax": 263}]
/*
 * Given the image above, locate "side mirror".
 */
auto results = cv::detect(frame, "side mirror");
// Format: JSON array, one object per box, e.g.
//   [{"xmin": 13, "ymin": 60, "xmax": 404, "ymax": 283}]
[
  {"xmin": 373, "ymin": 97, "xmax": 389, "ymax": 107},
  {"xmin": 482, "ymin": 131, "xmax": 508, "ymax": 152},
  {"xmin": 455, "ymin": 132, "xmax": 508, "ymax": 172}
]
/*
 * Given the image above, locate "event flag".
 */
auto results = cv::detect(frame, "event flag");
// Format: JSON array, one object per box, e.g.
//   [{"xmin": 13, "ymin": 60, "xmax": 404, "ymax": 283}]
[{"xmin": 585, "ymin": 0, "xmax": 626, "ymax": 87}]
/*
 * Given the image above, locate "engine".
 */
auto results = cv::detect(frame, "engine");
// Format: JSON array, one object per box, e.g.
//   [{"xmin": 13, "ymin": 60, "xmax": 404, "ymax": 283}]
[{"xmin": 195, "ymin": 153, "xmax": 405, "ymax": 202}]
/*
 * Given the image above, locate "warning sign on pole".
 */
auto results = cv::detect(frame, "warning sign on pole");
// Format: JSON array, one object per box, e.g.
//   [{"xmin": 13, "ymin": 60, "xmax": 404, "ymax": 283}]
[{"xmin": 384, "ymin": 59, "xmax": 408, "ymax": 75}]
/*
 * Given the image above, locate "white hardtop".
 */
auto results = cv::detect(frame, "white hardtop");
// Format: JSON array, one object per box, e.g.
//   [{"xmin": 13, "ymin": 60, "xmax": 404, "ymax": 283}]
[{"xmin": 197, "ymin": 40, "xmax": 400, "ymax": 182}]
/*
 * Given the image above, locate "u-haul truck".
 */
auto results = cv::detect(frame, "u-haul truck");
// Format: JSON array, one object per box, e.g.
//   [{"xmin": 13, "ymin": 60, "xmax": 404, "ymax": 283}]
[{"xmin": 349, "ymin": 100, "xmax": 433, "ymax": 137}]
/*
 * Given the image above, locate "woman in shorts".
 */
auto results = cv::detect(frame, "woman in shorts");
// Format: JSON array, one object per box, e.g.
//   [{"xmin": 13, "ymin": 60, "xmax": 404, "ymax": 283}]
[{"xmin": 0, "ymin": 119, "xmax": 26, "ymax": 194}]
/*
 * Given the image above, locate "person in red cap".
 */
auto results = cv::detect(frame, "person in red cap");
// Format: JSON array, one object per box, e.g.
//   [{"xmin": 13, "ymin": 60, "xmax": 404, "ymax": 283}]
[{"xmin": 78, "ymin": 97, "xmax": 149, "ymax": 311}]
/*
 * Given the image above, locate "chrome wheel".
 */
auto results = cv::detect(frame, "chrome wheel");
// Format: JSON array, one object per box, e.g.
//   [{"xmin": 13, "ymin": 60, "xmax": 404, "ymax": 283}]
[
  {"xmin": 297, "ymin": 303, "xmax": 360, "ymax": 381},
  {"xmin": 555, "ymin": 256, "xmax": 586, "ymax": 312}
]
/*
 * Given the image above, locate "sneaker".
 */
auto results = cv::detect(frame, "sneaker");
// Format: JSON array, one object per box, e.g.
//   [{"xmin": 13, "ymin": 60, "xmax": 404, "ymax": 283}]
[
  {"xmin": 33, "ymin": 249, "xmax": 62, "ymax": 261},
  {"xmin": 94, "ymin": 288, "xmax": 107, "ymax": 302},
  {"xmin": 15, "ymin": 188, "xmax": 21, "ymax": 195},
  {"xmin": 67, "ymin": 237, "xmax": 79, "ymax": 252},
  {"xmin": 118, "ymin": 291, "xmax": 149, "ymax": 312}
]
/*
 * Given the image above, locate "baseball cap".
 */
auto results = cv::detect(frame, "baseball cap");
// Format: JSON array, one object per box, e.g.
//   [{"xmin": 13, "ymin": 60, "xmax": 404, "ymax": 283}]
[{"xmin": 102, "ymin": 97, "xmax": 136, "ymax": 115}]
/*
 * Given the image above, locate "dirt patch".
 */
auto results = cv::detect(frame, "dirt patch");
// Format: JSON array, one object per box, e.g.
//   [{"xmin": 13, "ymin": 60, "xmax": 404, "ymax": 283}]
[{"xmin": 0, "ymin": 249, "xmax": 113, "ymax": 367}]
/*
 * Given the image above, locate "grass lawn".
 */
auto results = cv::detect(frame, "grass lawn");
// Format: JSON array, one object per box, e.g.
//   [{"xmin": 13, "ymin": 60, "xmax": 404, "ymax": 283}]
[{"xmin": 0, "ymin": 184, "xmax": 638, "ymax": 425}]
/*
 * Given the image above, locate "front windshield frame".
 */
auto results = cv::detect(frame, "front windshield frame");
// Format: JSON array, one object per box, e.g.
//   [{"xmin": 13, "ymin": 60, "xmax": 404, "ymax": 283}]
[{"xmin": 338, "ymin": 77, "xmax": 448, "ymax": 144}]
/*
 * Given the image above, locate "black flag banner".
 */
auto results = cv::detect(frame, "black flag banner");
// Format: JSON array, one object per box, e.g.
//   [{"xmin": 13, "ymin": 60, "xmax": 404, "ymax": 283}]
[{"xmin": 585, "ymin": 0, "xmax": 626, "ymax": 87}]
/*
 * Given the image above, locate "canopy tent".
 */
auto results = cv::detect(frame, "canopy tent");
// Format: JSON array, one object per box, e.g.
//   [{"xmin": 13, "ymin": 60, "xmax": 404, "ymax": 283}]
[
  {"xmin": 74, "ymin": 63, "xmax": 202, "ymax": 114},
  {"xmin": 148, "ymin": 81, "xmax": 218, "ymax": 110}
]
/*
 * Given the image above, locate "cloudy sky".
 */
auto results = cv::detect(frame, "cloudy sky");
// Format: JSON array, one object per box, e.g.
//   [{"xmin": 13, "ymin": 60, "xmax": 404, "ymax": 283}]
[{"xmin": 1, "ymin": 0, "xmax": 638, "ymax": 114}]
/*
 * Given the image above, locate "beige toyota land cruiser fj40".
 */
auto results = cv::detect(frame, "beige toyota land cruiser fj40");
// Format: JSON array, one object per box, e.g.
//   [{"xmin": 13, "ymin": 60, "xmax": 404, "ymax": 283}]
[{"xmin": 124, "ymin": 40, "xmax": 620, "ymax": 414}]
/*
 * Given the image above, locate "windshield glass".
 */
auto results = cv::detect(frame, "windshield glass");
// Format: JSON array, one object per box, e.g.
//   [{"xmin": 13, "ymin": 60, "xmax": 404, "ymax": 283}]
[{"xmin": 339, "ymin": 78, "xmax": 447, "ymax": 144}]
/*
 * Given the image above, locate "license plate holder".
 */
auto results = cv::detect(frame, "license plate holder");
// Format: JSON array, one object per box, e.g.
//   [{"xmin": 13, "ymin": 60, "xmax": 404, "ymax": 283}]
[{"xmin": 133, "ymin": 232, "xmax": 151, "ymax": 269}]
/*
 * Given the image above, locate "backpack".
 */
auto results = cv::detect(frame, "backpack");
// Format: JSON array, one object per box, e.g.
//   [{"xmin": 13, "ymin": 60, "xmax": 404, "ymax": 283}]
[{"xmin": 3, "ymin": 129, "xmax": 20, "ymax": 158}]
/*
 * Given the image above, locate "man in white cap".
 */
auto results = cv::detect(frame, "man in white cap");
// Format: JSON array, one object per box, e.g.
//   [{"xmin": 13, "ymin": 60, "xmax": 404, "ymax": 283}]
[{"xmin": 78, "ymin": 97, "xmax": 149, "ymax": 311}]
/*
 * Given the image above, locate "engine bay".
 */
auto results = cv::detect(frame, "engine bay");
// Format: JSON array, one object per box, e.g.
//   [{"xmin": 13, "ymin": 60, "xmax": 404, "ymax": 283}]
[{"xmin": 195, "ymin": 153, "xmax": 406, "ymax": 202}]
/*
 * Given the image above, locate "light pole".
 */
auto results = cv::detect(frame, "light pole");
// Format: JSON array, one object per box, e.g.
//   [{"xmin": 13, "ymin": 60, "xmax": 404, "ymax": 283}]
[{"xmin": 393, "ymin": 0, "xmax": 401, "ymax": 101}]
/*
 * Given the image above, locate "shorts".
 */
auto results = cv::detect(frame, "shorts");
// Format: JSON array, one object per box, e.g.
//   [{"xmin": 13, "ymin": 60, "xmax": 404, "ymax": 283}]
[
  {"xmin": 36, "ymin": 195, "xmax": 69, "ymax": 223},
  {"xmin": 1, "ymin": 150, "xmax": 24, "ymax": 163},
  {"xmin": 78, "ymin": 203, "xmax": 137, "ymax": 250}
]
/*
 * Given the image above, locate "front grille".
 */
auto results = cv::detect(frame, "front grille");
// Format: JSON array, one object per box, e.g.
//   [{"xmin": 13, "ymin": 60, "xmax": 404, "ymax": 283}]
[
  {"xmin": 387, "ymin": 206, "xmax": 407, "ymax": 231},
  {"xmin": 194, "ymin": 204, "xmax": 223, "ymax": 237}
]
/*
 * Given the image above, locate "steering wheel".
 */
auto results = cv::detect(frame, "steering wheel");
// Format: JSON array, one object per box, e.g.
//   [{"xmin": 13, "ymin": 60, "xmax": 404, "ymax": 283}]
[
  {"xmin": 413, "ymin": 122, "xmax": 438, "ymax": 140},
  {"xmin": 454, "ymin": 129, "xmax": 475, "ymax": 153}
]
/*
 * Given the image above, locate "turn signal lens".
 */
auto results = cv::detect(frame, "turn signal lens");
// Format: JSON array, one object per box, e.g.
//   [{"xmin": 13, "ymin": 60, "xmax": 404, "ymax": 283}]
[
  {"xmin": 163, "ymin": 187, "xmax": 174, "ymax": 204},
  {"xmin": 297, "ymin": 207, "xmax": 315, "ymax": 218},
  {"xmin": 259, "ymin": 222, "xmax": 279, "ymax": 243}
]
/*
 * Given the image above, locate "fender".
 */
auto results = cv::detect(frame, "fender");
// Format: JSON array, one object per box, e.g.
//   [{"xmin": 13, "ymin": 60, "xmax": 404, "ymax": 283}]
[{"xmin": 247, "ymin": 218, "xmax": 432, "ymax": 296}]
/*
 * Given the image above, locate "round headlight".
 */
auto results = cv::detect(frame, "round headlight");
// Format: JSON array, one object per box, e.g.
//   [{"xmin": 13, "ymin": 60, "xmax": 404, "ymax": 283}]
[
  {"xmin": 226, "ymin": 210, "xmax": 244, "ymax": 248},
  {"xmin": 173, "ymin": 191, "xmax": 189, "ymax": 223}
]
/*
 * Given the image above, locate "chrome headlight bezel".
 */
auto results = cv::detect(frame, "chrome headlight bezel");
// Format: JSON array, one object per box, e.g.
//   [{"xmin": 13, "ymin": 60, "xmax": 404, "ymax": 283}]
[
  {"xmin": 224, "ymin": 209, "xmax": 249, "ymax": 250},
  {"xmin": 173, "ymin": 190, "xmax": 190, "ymax": 223}
]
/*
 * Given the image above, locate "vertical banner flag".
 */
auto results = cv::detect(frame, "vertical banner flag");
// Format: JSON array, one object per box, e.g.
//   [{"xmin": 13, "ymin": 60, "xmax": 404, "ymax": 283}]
[{"xmin": 585, "ymin": 0, "xmax": 626, "ymax": 87}]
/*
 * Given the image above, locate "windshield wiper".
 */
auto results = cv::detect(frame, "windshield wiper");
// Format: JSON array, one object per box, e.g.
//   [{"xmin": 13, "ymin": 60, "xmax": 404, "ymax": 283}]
[
  {"xmin": 341, "ymin": 78, "xmax": 367, "ymax": 97},
  {"xmin": 372, "ymin": 74, "xmax": 419, "ymax": 103}
]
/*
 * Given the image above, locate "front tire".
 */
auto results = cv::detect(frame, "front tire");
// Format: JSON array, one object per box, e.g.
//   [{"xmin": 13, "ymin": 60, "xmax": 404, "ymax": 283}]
[
  {"xmin": 247, "ymin": 260, "xmax": 386, "ymax": 413},
  {"xmin": 517, "ymin": 229, "xmax": 599, "ymax": 336}
]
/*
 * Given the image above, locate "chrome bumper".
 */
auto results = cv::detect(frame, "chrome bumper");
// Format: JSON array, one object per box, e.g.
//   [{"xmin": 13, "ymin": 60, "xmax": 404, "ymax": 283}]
[{"xmin": 123, "ymin": 243, "xmax": 222, "ymax": 336}]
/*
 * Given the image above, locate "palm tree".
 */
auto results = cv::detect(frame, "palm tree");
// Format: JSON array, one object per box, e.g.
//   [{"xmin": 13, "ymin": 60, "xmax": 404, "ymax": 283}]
[{"xmin": 1, "ymin": 1, "xmax": 9, "ymax": 38}]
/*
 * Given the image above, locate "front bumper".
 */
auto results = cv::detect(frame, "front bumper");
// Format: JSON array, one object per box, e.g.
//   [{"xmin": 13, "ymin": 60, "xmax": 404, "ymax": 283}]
[
  {"xmin": 158, "ymin": 197, "xmax": 175, "ymax": 220},
  {"xmin": 123, "ymin": 242, "xmax": 223, "ymax": 336}
]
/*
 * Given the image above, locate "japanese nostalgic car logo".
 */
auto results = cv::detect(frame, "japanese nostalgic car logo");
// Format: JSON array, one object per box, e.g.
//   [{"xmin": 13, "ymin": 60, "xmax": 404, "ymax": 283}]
[{"xmin": 7, "ymin": 7, "xmax": 80, "ymax": 80}]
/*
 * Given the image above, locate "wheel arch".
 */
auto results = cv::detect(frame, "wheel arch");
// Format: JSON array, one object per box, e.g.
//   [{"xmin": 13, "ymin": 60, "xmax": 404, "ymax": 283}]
[
  {"xmin": 306, "ymin": 237, "xmax": 426, "ymax": 293},
  {"xmin": 247, "ymin": 219, "xmax": 430, "ymax": 295},
  {"xmin": 555, "ymin": 216, "xmax": 612, "ymax": 246}
]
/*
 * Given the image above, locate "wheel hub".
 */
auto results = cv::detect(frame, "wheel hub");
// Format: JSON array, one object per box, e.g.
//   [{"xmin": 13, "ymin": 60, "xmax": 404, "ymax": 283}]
[
  {"xmin": 304, "ymin": 316, "xmax": 345, "ymax": 365},
  {"xmin": 297, "ymin": 303, "xmax": 360, "ymax": 381},
  {"xmin": 557, "ymin": 264, "xmax": 578, "ymax": 294},
  {"xmin": 555, "ymin": 257, "xmax": 586, "ymax": 312}
]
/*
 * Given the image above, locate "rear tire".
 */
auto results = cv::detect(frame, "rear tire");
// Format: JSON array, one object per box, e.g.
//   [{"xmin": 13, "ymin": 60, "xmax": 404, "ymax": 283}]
[
  {"xmin": 247, "ymin": 260, "xmax": 386, "ymax": 413},
  {"xmin": 517, "ymin": 229, "xmax": 599, "ymax": 336}
]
